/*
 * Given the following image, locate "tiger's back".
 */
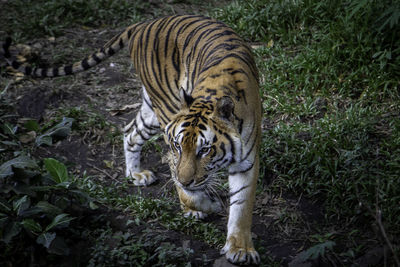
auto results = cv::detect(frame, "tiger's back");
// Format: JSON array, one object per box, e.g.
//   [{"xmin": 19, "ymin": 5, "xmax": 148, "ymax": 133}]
[
  {"xmin": 2, "ymin": 15, "xmax": 262, "ymax": 265},
  {"xmin": 129, "ymin": 15, "xmax": 260, "ymax": 130}
]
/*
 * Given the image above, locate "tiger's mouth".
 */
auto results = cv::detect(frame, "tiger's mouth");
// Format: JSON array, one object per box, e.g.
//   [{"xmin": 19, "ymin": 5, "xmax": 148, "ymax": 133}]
[{"xmin": 174, "ymin": 175, "xmax": 209, "ymax": 192}]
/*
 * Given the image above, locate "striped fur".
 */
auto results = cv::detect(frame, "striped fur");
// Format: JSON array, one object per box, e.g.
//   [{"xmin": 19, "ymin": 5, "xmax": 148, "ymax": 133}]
[{"xmin": 2, "ymin": 15, "xmax": 262, "ymax": 265}]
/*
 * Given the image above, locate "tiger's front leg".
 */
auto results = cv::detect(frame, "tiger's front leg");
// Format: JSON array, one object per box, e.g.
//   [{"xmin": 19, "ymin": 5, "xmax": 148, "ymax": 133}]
[
  {"xmin": 123, "ymin": 87, "xmax": 160, "ymax": 186},
  {"xmin": 221, "ymin": 156, "xmax": 260, "ymax": 265},
  {"xmin": 175, "ymin": 185, "xmax": 222, "ymax": 219}
]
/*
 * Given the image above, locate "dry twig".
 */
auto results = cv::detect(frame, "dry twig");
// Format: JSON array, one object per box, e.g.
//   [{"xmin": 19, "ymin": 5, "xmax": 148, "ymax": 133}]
[{"xmin": 87, "ymin": 162, "xmax": 121, "ymax": 184}]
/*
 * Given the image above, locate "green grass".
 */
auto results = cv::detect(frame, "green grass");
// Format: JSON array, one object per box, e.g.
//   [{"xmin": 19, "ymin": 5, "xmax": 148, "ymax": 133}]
[
  {"xmin": 0, "ymin": 0, "xmax": 148, "ymax": 41},
  {"xmin": 0, "ymin": 109, "xmax": 219, "ymax": 265},
  {"xmin": 79, "ymin": 176, "xmax": 226, "ymax": 248},
  {"xmin": 212, "ymin": 0, "xmax": 400, "ymax": 262},
  {"xmin": 1, "ymin": 0, "xmax": 399, "ymax": 264},
  {"xmin": 88, "ymin": 227, "xmax": 194, "ymax": 267}
]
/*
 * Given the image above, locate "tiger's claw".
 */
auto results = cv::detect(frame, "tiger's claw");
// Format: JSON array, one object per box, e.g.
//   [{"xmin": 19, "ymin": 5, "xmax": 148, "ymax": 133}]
[
  {"xmin": 183, "ymin": 208, "xmax": 207, "ymax": 219},
  {"xmin": 127, "ymin": 170, "xmax": 156, "ymax": 186},
  {"xmin": 221, "ymin": 235, "xmax": 260, "ymax": 265}
]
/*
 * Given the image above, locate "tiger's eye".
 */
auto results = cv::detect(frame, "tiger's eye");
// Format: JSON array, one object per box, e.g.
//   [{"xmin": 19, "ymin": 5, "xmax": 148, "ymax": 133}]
[
  {"xmin": 198, "ymin": 147, "xmax": 210, "ymax": 156},
  {"xmin": 173, "ymin": 141, "xmax": 181, "ymax": 151}
]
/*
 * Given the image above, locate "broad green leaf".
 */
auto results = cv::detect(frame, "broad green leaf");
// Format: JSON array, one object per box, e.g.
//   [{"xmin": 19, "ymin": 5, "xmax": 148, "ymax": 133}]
[
  {"xmin": 298, "ymin": 241, "xmax": 336, "ymax": 261},
  {"xmin": 44, "ymin": 158, "xmax": 69, "ymax": 183},
  {"xmin": 45, "ymin": 213, "xmax": 75, "ymax": 231},
  {"xmin": 35, "ymin": 201, "xmax": 62, "ymax": 215},
  {"xmin": 0, "ymin": 155, "xmax": 38, "ymax": 179},
  {"xmin": 70, "ymin": 189, "xmax": 90, "ymax": 201},
  {"xmin": 24, "ymin": 120, "xmax": 40, "ymax": 132},
  {"xmin": 35, "ymin": 135, "xmax": 52, "ymax": 147},
  {"xmin": 0, "ymin": 197, "xmax": 11, "ymax": 212},
  {"xmin": 13, "ymin": 195, "xmax": 31, "ymax": 215},
  {"xmin": 21, "ymin": 219, "xmax": 42, "ymax": 233},
  {"xmin": 37, "ymin": 232, "xmax": 56, "ymax": 248},
  {"xmin": 35, "ymin": 117, "xmax": 73, "ymax": 146},
  {"xmin": 45, "ymin": 117, "xmax": 74, "ymax": 138},
  {"xmin": 30, "ymin": 185, "xmax": 53, "ymax": 192},
  {"xmin": 12, "ymin": 184, "xmax": 37, "ymax": 197},
  {"xmin": 18, "ymin": 207, "xmax": 43, "ymax": 217},
  {"xmin": 1, "ymin": 221, "xmax": 21, "ymax": 244}
]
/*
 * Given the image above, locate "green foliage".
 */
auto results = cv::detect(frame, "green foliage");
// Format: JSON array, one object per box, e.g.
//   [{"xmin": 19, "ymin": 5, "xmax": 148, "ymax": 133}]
[
  {"xmin": 0, "ymin": 155, "xmax": 38, "ymax": 179},
  {"xmin": 212, "ymin": 0, "xmax": 399, "ymax": 99},
  {"xmin": 0, "ymin": 116, "xmax": 74, "ymax": 153},
  {"xmin": 1, "ymin": 0, "xmax": 147, "ymax": 41},
  {"xmin": 261, "ymin": 104, "xmax": 400, "ymax": 232},
  {"xmin": 57, "ymin": 107, "xmax": 120, "ymax": 144},
  {"xmin": 0, "ymin": 155, "xmax": 85, "ymax": 256},
  {"xmin": 298, "ymin": 241, "xmax": 336, "ymax": 262},
  {"xmin": 213, "ymin": 0, "xmax": 400, "ymax": 261},
  {"xmin": 211, "ymin": 0, "xmax": 305, "ymax": 42},
  {"xmin": 89, "ymin": 228, "xmax": 193, "ymax": 267},
  {"xmin": 0, "ymin": 116, "xmax": 94, "ymax": 263},
  {"xmin": 80, "ymin": 178, "xmax": 226, "ymax": 247},
  {"xmin": 35, "ymin": 117, "xmax": 74, "ymax": 146},
  {"xmin": 143, "ymin": 133, "xmax": 164, "ymax": 154}
]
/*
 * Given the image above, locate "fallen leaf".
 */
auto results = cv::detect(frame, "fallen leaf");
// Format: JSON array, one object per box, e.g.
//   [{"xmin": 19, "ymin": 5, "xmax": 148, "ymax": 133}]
[
  {"xmin": 103, "ymin": 160, "xmax": 114, "ymax": 169},
  {"xmin": 19, "ymin": 131, "xmax": 37, "ymax": 144}
]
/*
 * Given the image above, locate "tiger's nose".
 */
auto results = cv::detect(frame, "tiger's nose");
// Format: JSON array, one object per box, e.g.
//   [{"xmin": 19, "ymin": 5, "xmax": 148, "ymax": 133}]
[{"xmin": 179, "ymin": 178, "xmax": 194, "ymax": 187}]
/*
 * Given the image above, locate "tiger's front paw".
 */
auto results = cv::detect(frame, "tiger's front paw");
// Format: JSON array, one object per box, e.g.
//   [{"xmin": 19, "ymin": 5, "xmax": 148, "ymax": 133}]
[
  {"xmin": 221, "ymin": 235, "xmax": 260, "ymax": 265},
  {"xmin": 126, "ymin": 169, "xmax": 156, "ymax": 186},
  {"xmin": 183, "ymin": 207, "xmax": 207, "ymax": 220}
]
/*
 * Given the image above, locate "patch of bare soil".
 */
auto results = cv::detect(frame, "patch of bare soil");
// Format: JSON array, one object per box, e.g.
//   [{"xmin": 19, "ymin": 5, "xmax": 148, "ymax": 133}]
[{"xmin": 2, "ymin": 22, "xmax": 330, "ymax": 267}]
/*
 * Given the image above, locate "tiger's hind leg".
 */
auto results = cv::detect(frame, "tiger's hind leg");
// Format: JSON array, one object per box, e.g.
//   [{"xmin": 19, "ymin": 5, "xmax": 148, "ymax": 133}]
[{"xmin": 123, "ymin": 87, "xmax": 160, "ymax": 186}]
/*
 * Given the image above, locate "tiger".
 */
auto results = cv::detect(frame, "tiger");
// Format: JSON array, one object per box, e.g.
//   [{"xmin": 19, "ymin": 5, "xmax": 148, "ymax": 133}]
[{"xmin": 2, "ymin": 15, "xmax": 262, "ymax": 265}]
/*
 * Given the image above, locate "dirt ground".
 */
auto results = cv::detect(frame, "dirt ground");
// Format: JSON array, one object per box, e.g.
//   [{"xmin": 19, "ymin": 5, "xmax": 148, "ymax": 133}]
[{"xmin": 2, "ymin": 30, "xmax": 330, "ymax": 267}]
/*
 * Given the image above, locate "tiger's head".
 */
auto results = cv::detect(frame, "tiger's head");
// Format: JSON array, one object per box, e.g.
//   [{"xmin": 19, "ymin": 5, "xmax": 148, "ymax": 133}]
[{"xmin": 165, "ymin": 90, "xmax": 242, "ymax": 192}]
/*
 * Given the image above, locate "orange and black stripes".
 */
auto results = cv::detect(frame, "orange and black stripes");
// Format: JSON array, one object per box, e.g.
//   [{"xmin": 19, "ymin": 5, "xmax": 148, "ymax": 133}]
[
  {"xmin": 2, "ymin": 24, "xmax": 141, "ymax": 78},
  {"xmin": 3, "ymin": 15, "xmax": 260, "ymax": 150},
  {"xmin": 4, "ymin": 16, "xmax": 262, "ymax": 264}
]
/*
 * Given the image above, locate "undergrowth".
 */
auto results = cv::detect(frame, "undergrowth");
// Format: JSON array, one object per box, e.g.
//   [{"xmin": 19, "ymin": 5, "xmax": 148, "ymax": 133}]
[
  {"xmin": 79, "ymin": 176, "xmax": 226, "ymax": 248},
  {"xmin": 1, "ymin": 0, "xmax": 399, "ymax": 265},
  {"xmin": 0, "ymin": 0, "xmax": 147, "ymax": 41},
  {"xmin": 213, "ymin": 0, "xmax": 400, "ymax": 263},
  {"xmin": 0, "ymin": 101, "xmax": 217, "ymax": 265}
]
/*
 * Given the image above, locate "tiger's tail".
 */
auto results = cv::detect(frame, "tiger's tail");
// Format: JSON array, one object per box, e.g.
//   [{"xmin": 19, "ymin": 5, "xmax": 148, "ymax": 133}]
[{"xmin": 2, "ymin": 24, "xmax": 141, "ymax": 78}]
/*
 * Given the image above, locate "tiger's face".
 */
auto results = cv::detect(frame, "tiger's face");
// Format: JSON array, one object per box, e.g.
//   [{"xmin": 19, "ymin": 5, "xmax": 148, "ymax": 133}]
[{"xmin": 165, "ymin": 96, "xmax": 241, "ymax": 192}]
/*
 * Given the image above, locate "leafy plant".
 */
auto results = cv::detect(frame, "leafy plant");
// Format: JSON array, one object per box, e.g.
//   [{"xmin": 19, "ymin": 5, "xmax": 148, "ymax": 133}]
[
  {"xmin": 212, "ymin": 0, "xmax": 400, "ymax": 263},
  {"xmin": 56, "ymin": 107, "xmax": 120, "ymax": 144},
  {"xmin": 79, "ymin": 178, "xmax": 226, "ymax": 248},
  {"xmin": 0, "ymin": 156, "xmax": 85, "ymax": 255},
  {"xmin": 297, "ymin": 241, "xmax": 336, "ymax": 263},
  {"xmin": 34, "ymin": 117, "xmax": 74, "ymax": 146},
  {"xmin": 88, "ymin": 227, "xmax": 193, "ymax": 267},
  {"xmin": 0, "ymin": 116, "xmax": 98, "ymax": 264},
  {"xmin": 212, "ymin": 0, "xmax": 399, "ymax": 99}
]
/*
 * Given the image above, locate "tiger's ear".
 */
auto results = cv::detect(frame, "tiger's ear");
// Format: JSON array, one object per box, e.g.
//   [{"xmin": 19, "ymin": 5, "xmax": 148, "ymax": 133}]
[
  {"xmin": 216, "ymin": 96, "xmax": 234, "ymax": 121},
  {"xmin": 179, "ymin": 87, "xmax": 194, "ymax": 108}
]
